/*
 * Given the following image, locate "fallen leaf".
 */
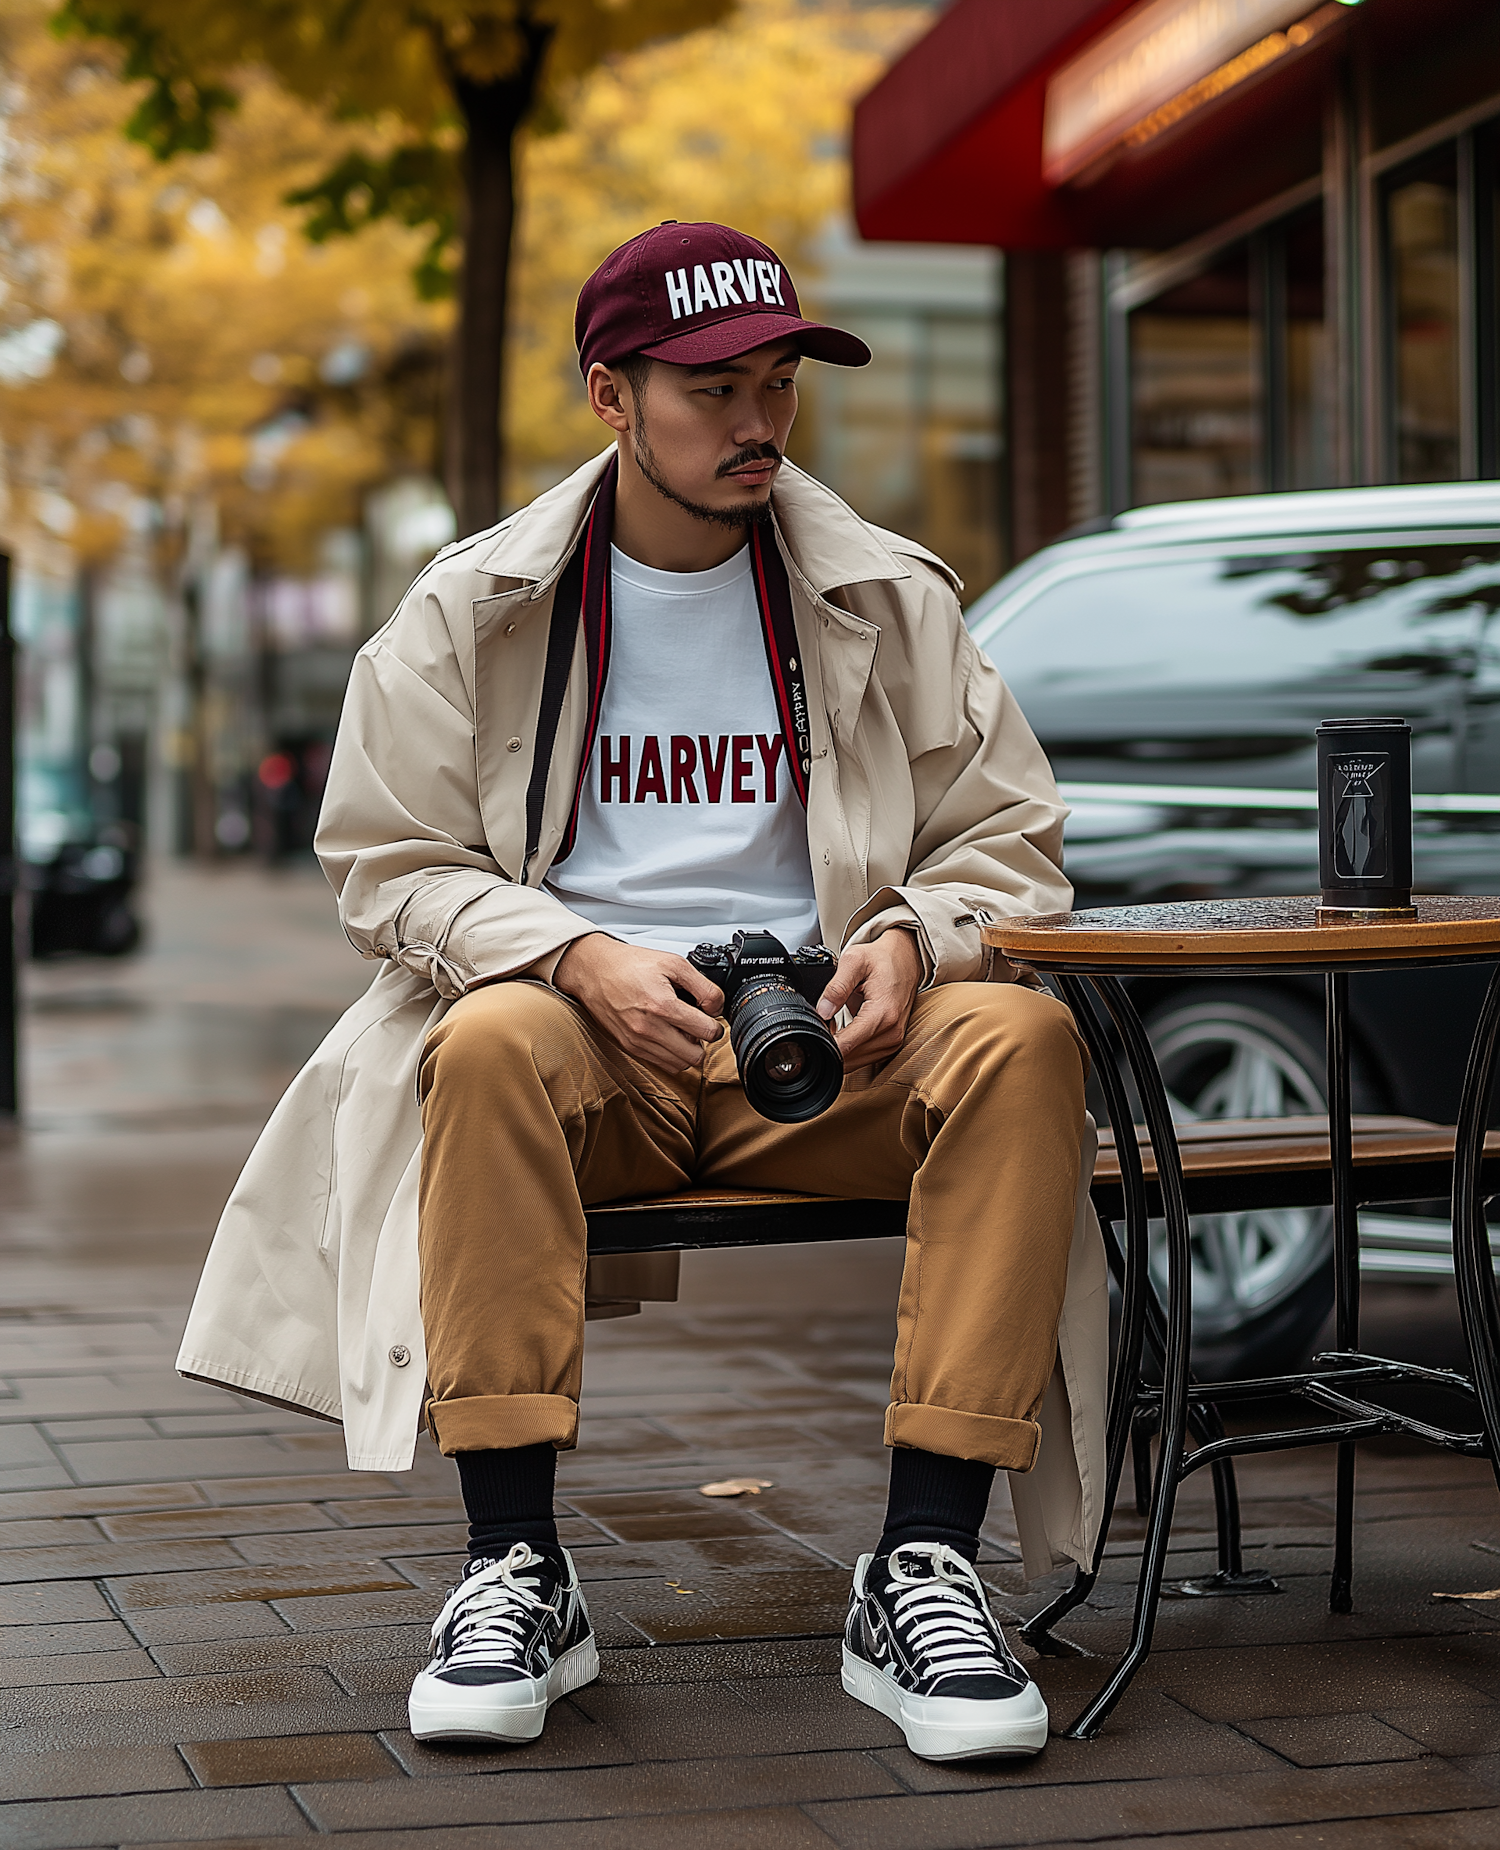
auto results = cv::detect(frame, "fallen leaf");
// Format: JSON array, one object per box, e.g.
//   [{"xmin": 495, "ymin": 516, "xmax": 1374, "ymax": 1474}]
[
  {"xmin": 664, "ymin": 1578, "xmax": 698, "ymax": 1596},
  {"xmin": 1433, "ymin": 1588, "xmax": 1500, "ymax": 1601},
  {"xmin": 699, "ymin": 1477, "xmax": 774, "ymax": 1498}
]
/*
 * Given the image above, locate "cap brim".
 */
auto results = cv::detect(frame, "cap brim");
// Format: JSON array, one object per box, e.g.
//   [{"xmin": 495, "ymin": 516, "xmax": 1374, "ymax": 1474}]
[{"xmin": 638, "ymin": 311, "xmax": 871, "ymax": 369}]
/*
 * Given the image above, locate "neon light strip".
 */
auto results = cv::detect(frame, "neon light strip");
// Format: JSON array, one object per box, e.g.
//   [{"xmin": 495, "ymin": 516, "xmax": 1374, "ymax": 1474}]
[
  {"xmin": 1121, "ymin": 4, "xmax": 1348, "ymax": 158},
  {"xmin": 1045, "ymin": 0, "xmax": 1349, "ymax": 185}
]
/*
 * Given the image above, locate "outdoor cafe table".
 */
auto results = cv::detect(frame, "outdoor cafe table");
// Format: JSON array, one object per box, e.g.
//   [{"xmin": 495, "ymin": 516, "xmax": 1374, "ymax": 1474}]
[{"xmin": 987, "ymin": 895, "xmax": 1500, "ymax": 1738}]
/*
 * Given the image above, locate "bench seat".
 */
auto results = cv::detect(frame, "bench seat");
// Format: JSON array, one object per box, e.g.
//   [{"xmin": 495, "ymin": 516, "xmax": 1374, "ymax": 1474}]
[{"xmin": 583, "ymin": 1115, "xmax": 1500, "ymax": 1254}]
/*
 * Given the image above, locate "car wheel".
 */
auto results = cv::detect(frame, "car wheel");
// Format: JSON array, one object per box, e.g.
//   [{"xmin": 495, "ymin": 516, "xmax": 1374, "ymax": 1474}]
[
  {"xmin": 92, "ymin": 898, "xmax": 140, "ymax": 957},
  {"xmin": 1138, "ymin": 985, "xmax": 1382, "ymax": 1379}
]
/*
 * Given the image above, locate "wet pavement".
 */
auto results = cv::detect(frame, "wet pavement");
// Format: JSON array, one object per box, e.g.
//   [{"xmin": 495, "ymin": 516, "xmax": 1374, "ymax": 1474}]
[{"xmin": 3, "ymin": 860, "xmax": 1500, "ymax": 1846}]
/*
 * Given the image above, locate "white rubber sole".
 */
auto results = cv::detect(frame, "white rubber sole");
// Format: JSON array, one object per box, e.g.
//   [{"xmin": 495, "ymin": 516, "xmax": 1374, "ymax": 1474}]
[
  {"xmin": 408, "ymin": 1633, "xmax": 600, "ymax": 1744},
  {"xmin": 842, "ymin": 1646, "xmax": 1050, "ymax": 1761}
]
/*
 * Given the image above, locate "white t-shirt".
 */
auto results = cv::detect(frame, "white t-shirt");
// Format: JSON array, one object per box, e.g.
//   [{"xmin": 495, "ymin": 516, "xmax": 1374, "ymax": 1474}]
[{"xmin": 545, "ymin": 543, "xmax": 820, "ymax": 957}]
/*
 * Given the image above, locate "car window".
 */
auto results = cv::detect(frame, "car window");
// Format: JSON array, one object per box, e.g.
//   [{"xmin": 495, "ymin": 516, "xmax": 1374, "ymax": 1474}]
[
  {"xmin": 1460, "ymin": 602, "xmax": 1500, "ymax": 793},
  {"xmin": 977, "ymin": 544, "xmax": 1500, "ymax": 792}
]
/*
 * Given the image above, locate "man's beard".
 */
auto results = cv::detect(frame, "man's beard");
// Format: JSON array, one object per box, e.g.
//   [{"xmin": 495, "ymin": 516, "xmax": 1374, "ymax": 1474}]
[{"xmin": 633, "ymin": 416, "xmax": 777, "ymax": 531}]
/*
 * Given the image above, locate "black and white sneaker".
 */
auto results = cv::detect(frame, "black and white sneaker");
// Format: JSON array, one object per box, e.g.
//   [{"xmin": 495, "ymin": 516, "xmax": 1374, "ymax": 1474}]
[
  {"xmin": 843, "ymin": 1541, "xmax": 1048, "ymax": 1760},
  {"xmin": 408, "ymin": 1542, "xmax": 598, "ymax": 1743}
]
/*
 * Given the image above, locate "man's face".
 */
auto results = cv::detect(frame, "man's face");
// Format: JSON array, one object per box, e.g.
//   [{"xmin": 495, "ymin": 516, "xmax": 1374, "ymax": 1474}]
[{"xmin": 612, "ymin": 342, "xmax": 801, "ymax": 530}]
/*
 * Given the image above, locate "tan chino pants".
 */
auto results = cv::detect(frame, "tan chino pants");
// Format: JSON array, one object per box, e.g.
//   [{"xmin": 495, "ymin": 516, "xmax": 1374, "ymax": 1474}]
[{"xmin": 417, "ymin": 976, "xmax": 1088, "ymax": 1472}]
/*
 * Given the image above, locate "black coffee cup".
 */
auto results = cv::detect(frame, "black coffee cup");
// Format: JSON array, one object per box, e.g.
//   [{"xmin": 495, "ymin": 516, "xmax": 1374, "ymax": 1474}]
[{"xmin": 1315, "ymin": 717, "xmax": 1415, "ymax": 919}]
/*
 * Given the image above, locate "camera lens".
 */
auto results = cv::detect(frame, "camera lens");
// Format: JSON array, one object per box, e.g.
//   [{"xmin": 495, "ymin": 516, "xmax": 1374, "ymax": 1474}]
[{"xmin": 727, "ymin": 980, "xmax": 843, "ymax": 1123}]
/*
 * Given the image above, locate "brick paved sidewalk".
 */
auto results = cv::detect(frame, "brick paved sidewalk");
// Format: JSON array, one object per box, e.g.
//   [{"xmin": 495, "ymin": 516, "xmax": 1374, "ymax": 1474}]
[{"xmin": 4, "ymin": 862, "xmax": 1500, "ymax": 1849}]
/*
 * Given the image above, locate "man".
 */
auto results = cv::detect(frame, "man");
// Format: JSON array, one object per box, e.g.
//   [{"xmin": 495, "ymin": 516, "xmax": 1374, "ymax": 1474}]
[{"xmin": 178, "ymin": 222, "xmax": 1103, "ymax": 1765}]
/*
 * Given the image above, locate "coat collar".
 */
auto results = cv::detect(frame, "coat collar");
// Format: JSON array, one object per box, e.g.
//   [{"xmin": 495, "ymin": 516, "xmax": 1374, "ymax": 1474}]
[{"xmin": 471, "ymin": 447, "xmax": 936, "ymax": 599}]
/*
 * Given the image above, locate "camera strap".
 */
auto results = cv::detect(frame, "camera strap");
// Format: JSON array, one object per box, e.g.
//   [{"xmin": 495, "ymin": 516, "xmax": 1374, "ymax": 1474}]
[
  {"xmin": 521, "ymin": 455, "xmax": 615, "ymax": 884},
  {"xmin": 750, "ymin": 524, "xmax": 811, "ymax": 809},
  {"xmin": 525, "ymin": 455, "xmax": 811, "ymax": 882}
]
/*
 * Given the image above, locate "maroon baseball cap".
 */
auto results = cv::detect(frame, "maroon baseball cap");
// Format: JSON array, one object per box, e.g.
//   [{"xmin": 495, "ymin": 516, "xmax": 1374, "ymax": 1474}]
[{"xmin": 576, "ymin": 222, "xmax": 871, "ymax": 375}]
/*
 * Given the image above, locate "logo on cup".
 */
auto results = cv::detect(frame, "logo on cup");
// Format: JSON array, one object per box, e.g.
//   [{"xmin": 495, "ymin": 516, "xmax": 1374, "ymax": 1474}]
[{"xmin": 1330, "ymin": 752, "xmax": 1389, "ymax": 881}]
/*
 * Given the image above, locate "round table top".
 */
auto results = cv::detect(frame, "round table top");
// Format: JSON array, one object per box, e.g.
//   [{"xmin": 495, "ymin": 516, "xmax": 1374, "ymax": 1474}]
[{"xmin": 986, "ymin": 894, "xmax": 1500, "ymax": 973}]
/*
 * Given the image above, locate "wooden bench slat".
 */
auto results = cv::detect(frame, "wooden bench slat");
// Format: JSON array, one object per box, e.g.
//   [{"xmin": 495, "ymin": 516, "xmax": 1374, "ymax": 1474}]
[
  {"xmin": 586, "ymin": 1119, "xmax": 1489, "ymax": 1215},
  {"xmin": 1096, "ymin": 1113, "xmax": 1433, "ymax": 1147},
  {"xmin": 1092, "ymin": 1116, "xmax": 1500, "ymax": 1184},
  {"xmin": 589, "ymin": 1187, "xmax": 843, "ymax": 1214},
  {"xmin": 582, "ymin": 1115, "xmax": 1500, "ymax": 1253}
]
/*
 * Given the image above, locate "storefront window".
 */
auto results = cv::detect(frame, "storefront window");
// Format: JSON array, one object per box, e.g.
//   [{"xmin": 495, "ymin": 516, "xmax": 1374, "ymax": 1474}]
[
  {"xmin": 1386, "ymin": 147, "xmax": 1462, "ymax": 483},
  {"xmin": 1284, "ymin": 206, "xmax": 1333, "ymax": 491},
  {"xmin": 805, "ymin": 239, "xmax": 1002, "ymax": 595},
  {"xmin": 1130, "ymin": 243, "xmax": 1261, "ymax": 506}
]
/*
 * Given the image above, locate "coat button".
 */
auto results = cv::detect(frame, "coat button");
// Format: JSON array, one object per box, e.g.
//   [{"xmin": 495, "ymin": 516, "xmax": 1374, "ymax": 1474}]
[
  {"xmin": 506, "ymin": 736, "xmax": 523, "ymax": 753},
  {"xmin": 505, "ymin": 623, "xmax": 516, "ymax": 634},
  {"xmin": 389, "ymin": 1344, "xmax": 411, "ymax": 1367}
]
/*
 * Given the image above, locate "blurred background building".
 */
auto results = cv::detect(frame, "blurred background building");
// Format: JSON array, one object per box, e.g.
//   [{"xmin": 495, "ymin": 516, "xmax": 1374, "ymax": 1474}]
[{"xmin": 855, "ymin": 0, "xmax": 1500, "ymax": 558}]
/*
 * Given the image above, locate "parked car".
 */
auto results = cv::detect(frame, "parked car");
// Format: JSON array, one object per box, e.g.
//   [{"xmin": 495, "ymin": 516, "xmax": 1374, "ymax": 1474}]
[
  {"xmin": 19, "ymin": 760, "xmax": 141, "ymax": 959},
  {"xmin": 966, "ymin": 482, "xmax": 1500, "ymax": 1376}
]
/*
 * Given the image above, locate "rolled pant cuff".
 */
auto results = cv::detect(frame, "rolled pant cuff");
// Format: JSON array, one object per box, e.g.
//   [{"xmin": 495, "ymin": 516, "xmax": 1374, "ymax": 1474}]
[
  {"xmin": 426, "ymin": 1393, "xmax": 578, "ymax": 1455},
  {"xmin": 885, "ymin": 1401, "xmax": 1042, "ymax": 1472}
]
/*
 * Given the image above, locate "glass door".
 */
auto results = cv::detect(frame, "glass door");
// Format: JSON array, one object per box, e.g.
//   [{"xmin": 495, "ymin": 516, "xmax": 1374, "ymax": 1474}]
[
  {"xmin": 1384, "ymin": 146, "xmax": 1463, "ymax": 483},
  {"xmin": 1129, "ymin": 242, "xmax": 1261, "ymax": 506}
]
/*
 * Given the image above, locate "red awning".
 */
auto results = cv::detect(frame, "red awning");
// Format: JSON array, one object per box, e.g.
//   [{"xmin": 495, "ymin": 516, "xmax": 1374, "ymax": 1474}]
[
  {"xmin": 851, "ymin": 0, "xmax": 1141, "ymax": 248},
  {"xmin": 852, "ymin": 0, "xmax": 1375, "ymax": 252}
]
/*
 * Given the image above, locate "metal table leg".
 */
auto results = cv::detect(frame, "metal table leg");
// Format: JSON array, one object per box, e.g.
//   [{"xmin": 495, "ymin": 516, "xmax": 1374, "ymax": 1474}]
[
  {"xmin": 1175, "ymin": 1395, "xmax": 1278, "ymax": 1598},
  {"xmin": 1019, "ymin": 975, "xmax": 1151, "ymax": 1655},
  {"xmin": 1451, "ymin": 965, "xmax": 1500, "ymax": 1499},
  {"xmin": 1128, "ymin": 1263, "xmax": 1275, "ymax": 1598},
  {"xmin": 1023, "ymin": 975, "xmax": 1268, "ymax": 1658},
  {"xmin": 1125, "ymin": 1269, "xmax": 1274, "ymax": 1596},
  {"xmin": 1326, "ymin": 971, "xmax": 1358, "ymax": 1616},
  {"xmin": 1062, "ymin": 974, "xmax": 1196, "ymax": 1739}
]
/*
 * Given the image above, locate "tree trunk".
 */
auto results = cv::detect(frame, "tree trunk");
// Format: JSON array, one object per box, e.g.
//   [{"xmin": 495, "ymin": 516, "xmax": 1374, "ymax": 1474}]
[{"xmin": 448, "ymin": 22, "xmax": 553, "ymax": 537}]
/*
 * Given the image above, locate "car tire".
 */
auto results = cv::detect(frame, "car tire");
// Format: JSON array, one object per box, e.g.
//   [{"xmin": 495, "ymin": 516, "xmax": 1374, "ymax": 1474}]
[
  {"xmin": 1137, "ymin": 984, "xmax": 1385, "ymax": 1380},
  {"xmin": 92, "ymin": 897, "xmax": 140, "ymax": 957}
]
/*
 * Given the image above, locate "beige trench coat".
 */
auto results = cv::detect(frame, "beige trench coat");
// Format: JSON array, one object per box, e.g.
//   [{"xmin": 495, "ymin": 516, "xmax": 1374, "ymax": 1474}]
[{"xmin": 177, "ymin": 451, "xmax": 1110, "ymax": 1578}]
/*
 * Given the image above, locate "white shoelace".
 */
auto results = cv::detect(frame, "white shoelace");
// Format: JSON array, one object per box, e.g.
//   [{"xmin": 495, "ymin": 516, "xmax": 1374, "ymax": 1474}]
[
  {"xmin": 883, "ymin": 1543, "xmax": 1011, "ymax": 1681},
  {"xmin": 429, "ymin": 1542, "xmax": 557, "ymax": 1670}
]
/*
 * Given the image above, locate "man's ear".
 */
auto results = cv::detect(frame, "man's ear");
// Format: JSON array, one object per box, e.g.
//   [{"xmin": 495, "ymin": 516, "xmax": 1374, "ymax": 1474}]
[{"xmin": 588, "ymin": 363, "xmax": 632, "ymax": 435}]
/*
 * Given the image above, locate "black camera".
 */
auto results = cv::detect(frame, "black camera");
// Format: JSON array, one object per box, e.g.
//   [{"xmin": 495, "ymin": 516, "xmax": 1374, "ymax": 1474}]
[{"xmin": 687, "ymin": 930, "xmax": 843, "ymax": 1123}]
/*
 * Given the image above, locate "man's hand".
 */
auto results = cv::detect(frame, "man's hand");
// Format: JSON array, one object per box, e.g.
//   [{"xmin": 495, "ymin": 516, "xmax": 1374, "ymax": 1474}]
[
  {"xmin": 816, "ymin": 930, "xmax": 923, "ymax": 1072},
  {"xmin": 553, "ymin": 933, "xmax": 723, "ymax": 1074}
]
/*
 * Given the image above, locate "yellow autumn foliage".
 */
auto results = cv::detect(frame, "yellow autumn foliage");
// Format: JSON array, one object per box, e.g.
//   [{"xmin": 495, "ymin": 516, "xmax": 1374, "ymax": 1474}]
[
  {"xmin": 57, "ymin": 0, "xmax": 736, "ymax": 148},
  {"xmin": 0, "ymin": 0, "xmax": 450, "ymax": 569},
  {"xmin": 507, "ymin": 0, "xmax": 927, "ymax": 502},
  {"xmin": 0, "ymin": 0, "xmax": 926, "ymax": 569}
]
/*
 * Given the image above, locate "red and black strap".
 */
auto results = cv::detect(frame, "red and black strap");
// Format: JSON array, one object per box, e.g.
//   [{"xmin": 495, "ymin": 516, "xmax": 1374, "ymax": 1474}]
[
  {"xmin": 750, "ymin": 522, "xmax": 811, "ymax": 809},
  {"xmin": 522, "ymin": 455, "xmax": 615, "ymax": 882},
  {"xmin": 555, "ymin": 456, "xmax": 616, "ymax": 862}
]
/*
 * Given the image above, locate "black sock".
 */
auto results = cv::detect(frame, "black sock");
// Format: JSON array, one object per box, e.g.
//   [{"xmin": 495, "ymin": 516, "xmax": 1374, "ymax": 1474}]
[
  {"xmin": 455, "ymin": 1443, "xmax": 560, "ymax": 1563},
  {"xmin": 877, "ymin": 1446, "xmax": 996, "ymax": 1564}
]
